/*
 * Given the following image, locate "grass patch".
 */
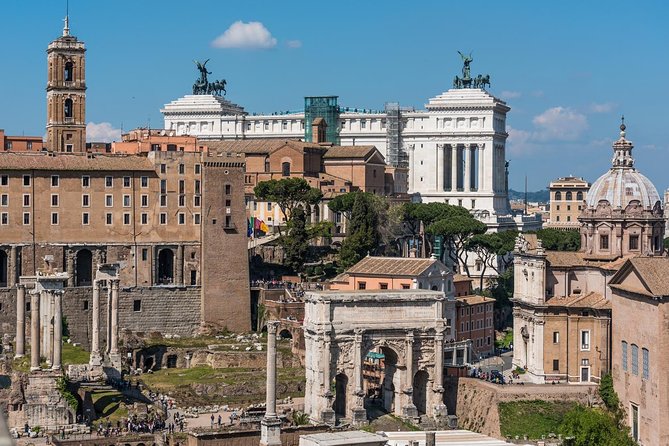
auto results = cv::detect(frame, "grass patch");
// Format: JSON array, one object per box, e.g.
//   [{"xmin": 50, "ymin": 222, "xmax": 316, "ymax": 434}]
[
  {"xmin": 91, "ymin": 390, "xmax": 129, "ymax": 423},
  {"xmin": 62, "ymin": 342, "xmax": 90, "ymax": 365},
  {"xmin": 499, "ymin": 400, "xmax": 576, "ymax": 439}
]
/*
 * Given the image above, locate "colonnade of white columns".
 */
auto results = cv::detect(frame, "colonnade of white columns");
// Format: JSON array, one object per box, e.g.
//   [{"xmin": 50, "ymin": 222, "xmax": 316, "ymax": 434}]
[
  {"xmin": 24, "ymin": 288, "xmax": 64, "ymax": 372},
  {"xmin": 433, "ymin": 143, "xmax": 486, "ymax": 193},
  {"xmin": 90, "ymin": 278, "xmax": 120, "ymax": 367}
]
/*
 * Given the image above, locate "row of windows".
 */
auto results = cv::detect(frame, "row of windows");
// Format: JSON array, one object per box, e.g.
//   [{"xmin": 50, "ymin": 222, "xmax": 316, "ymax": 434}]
[
  {"xmin": 622, "ymin": 341, "xmax": 649, "ymax": 379},
  {"xmin": 0, "ymin": 193, "xmax": 204, "ymax": 208},
  {"xmin": 551, "ymin": 330, "xmax": 591, "ymax": 351},
  {"xmin": 2, "ymin": 212, "xmax": 201, "ymax": 226},
  {"xmin": 459, "ymin": 303, "xmax": 493, "ymax": 316},
  {"xmin": 460, "ymin": 319, "xmax": 493, "ymax": 332},
  {"xmin": 554, "ymin": 205, "xmax": 582, "ymax": 211},
  {"xmin": 554, "ymin": 191, "xmax": 584, "ymax": 201}
]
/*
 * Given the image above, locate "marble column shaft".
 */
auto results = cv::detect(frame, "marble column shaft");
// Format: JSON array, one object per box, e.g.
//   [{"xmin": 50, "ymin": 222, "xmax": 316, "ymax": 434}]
[
  {"xmin": 265, "ymin": 321, "xmax": 279, "ymax": 417},
  {"xmin": 30, "ymin": 292, "xmax": 40, "ymax": 370},
  {"xmin": 105, "ymin": 284, "xmax": 112, "ymax": 354},
  {"xmin": 354, "ymin": 332, "xmax": 363, "ymax": 392},
  {"xmin": 451, "ymin": 145, "xmax": 459, "ymax": 190},
  {"xmin": 110, "ymin": 279, "xmax": 119, "ymax": 354},
  {"xmin": 15, "ymin": 284, "xmax": 26, "ymax": 357},
  {"xmin": 434, "ymin": 333, "xmax": 444, "ymax": 390},
  {"xmin": 52, "ymin": 292, "xmax": 62, "ymax": 370},
  {"xmin": 91, "ymin": 280, "xmax": 101, "ymax": 355},
  {"xmin": 9, "ymin": 246, "xmax": 17, "ymax": 287},
  {"xmin": 463, "ymin": 144, "xmax": 471, "ymax": 192},
  {"xmin": 406, "ymin": 331, "xmax": 414, "ymax": 387},
  {"xmin": 436, "ymin": 144, "xmax": 444, "ymax": 192}
]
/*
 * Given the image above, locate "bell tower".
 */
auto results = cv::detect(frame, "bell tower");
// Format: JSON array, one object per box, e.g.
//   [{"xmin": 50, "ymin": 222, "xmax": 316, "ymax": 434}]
[{"xmin": 46, "ymin": 14, "xmax": 86, "ymax": 152}]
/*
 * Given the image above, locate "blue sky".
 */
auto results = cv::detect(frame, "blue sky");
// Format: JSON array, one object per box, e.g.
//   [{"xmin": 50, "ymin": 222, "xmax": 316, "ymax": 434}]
[{"xmin": 1, "ymin": 0, "xmax": 668, "ymax": 192}]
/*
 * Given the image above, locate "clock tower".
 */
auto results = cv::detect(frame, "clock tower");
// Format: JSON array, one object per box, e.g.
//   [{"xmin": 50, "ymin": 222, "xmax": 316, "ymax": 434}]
[{"xmin": 46, "ymin": 15, "xmax": 86, "ymax": 152}]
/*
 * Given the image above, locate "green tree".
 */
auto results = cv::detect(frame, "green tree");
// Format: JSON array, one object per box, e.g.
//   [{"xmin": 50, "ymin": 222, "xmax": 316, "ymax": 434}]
[
  {"xmin": 339, "ymin": 193, "xmax": 381, "ymax": 270},
  {"xmin": 426, "ymin": 212, "xmax": 487, "ymax": 276},
  {"xmin": 559, "ymin": 405, "xmax": 636, "ymax": 446},
  {"xmin": 466, "ymin": 231, "xmax": 517, "ymax": 290},
  {"xmin": 254, "ymin": 178, "xmax": 322, "ymax": 232},
  {"xmin": 282, "ymin": 207, "xmax": 309, "ymax": 273},
  {"xmin": 532, "ymin": 228, "xmax": 581, "ymax": 251}
]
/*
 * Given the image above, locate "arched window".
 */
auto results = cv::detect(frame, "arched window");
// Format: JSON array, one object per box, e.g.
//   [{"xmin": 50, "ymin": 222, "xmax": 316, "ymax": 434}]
[
  {"xmin": 576, "ymin": 191, "xmax": 584, "ymax": 201},
  {"xmin": 282, "ymin": 162, "xmax": 291, "ymax": 177},
  {"xmin": 64, "ymin": 61, "xmax": 73, "ymax": 82},
  {"xmin": 554, "ymin": 191, "xmax": 562, "ymax": 201},
  {"xmin": 64, "ymin": 98, "xmax": 73, "ymax": 118},
  {"xmin": 566, "ymin": 191, "xmax": 573, "ymax": 200}
]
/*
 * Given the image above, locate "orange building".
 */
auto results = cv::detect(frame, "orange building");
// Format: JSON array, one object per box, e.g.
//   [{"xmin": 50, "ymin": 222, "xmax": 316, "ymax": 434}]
[
  {"xmin": 113, "ymin": 129, "xmax": 207, "ymax": 154},
  {"xmin": 0, "ymin": 130, "xmax": 44, "ymax": 152},
  {"xmin": 456, "ymin": 295, "xmax": 495, "ymax": 357}
]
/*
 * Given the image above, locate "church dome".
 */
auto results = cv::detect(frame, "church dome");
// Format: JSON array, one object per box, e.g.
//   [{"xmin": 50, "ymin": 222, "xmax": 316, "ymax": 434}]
[{"xmin": 585, "ymin": 121, "xmax": 661, "ymax": 210}]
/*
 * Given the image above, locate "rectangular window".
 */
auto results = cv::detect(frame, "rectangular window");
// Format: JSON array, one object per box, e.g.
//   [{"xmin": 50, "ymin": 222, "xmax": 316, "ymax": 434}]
[
  {"xmin": 629, "ymin": 235, "xmax": 639, "ymax": 250},
  {"xmin": 642, "ymin": 348, "xmax": 649, "ymax": 379},
  {"xmin": 178, "ymin": 213, "xmax": 185, "ymax": 225},
  {"xmin": 82, "ymin": 194, "xmax": 90, "ymax": 207},
  {"xmin": 358, "ymin": 282, "xmax": 367, "ymax": 290},
  {"xmin": 553, "ymin": 359, "xmax": 559, "ymax": 371},
  {"xmin": 123, "ymin": 213, "xmax": 131, "ymax": 225},
  {"xmin": 105, "ymin": 194, "xmax": 113, "ymax": 207},
  {"xmin": 23, "ymin": 212, "xmax": 30, "ymax": 225},
  {"xmin": 225, "ymin": 199, "xmax": 231, "ymax": 207},
  {"xmin": 622, "ymin": 341, "xmax": 628, "ymax": 371},
  {"xmin": 160, "ymin": 213, "xmax": 167, "ymax": 225},
  {"xmin": 0, "ymin": 213, "xmax": 8, "ymax": 225},
  {"xmin": 123, "ymin": 195, "xmax": 131, "ymax": 207},
  {"xmin": 267, "ymin": 202, "xmax": 272, "ymax": 211},
  {"xmin": 82, "ymin": 175, "xmax": 90, "ymax": 187},
  {"xmin": 178, "ymin": 163, "xmax": 185, "ymax": 174},
  {"xmin": 23, "ymin": 175, "xmax": 31, "ymax": 186},
  {"xmin": 195, "ymin": 164, "xmax": 201, "ymax": 175},
  {"xmin": 193, "ymin": 213, "xmax": 201, "ymax": 225},
  {"xmin": 0, "ymin": 175, "xmax": 7, "ymax": 186},
  {"xmin": 23, "ymin": 194, "xmax": 30, "ymax": 207},
  {"xmin": 194, "ymin": 195, "xmax": 201, "ymax": 207},
  {"xmin": 631, "ymin": 344, "xmax": 639, "ymax": 375},
  {"xmin": 133, "ymin": 300, "xmax": 141, "ymax": 312},
  {"xmin": 82, "ymin": 212, "xmax": 89, "ymax": 225},
  {"xmin": 194, "ymin": 180, "xmax": 201, "ymax": 194},
  {"xmin": 105, "ymin": 176, "xmax": 113, "ymax": 187},
  {"xmin": 600, "ymin": 235, "xmax": 609, "ymax": 250},
  {"xmin": 141, "ymin": 248, "xmax": 148, "ymax": 261},
  {"xmin": 179, "ymin": 179, "xmax": 185, "ymax": 194},
  {"xmin": 225, "ymin": 215, "xmax": 232, "ymax": 227},
  {"xmin": 225, "ymin": 184, "xmax": 231, "ymax": 195},
  {"xmin": 380, "ymin": 283, "xmax": 388, "ymax": 289},
  {"xmin": 105, "ymin": 213, "xmax": 112, "ymax": 225},
  {"xmin": 0, "ymin": 194, "xmax": 7, "ymax": 206},
  {"xmin": 51, "ymin": 194, "xmax": 59, "ymax": 207},
  {"xmin": 141, "ymin": 176, "xmax": 148, "ymax": 188},
  {"xmin": 51, "ymin": 212, "xmax": 58, "ymax": 225},
  {"xmin": 141, "ymin": 195, "xmax": 148, "ymax": 207},
  {"xmin": 160, "ymin": 179, "xmax": 167, "ymax": 194},
  {"xmin": 83, "ymin": 300, "xmax": 89, "ymax": 311},
  {"xmin": 51, "ymin": 175, "xmax": 59, "ymax": 187},
  {"xmin": 179, "ymin": 195, "xmax": 185, "ymax": 207},
  {"xmin": 160, "ymin": 195, "xmax": 167, "ymax": 207},
  {"xmin": 140, "ymin": 213, "xmax": 148, "ymax": 225},
  {"xmin": 160, "ymin": 164, "xmax": 166, "ymax": 173},
  {"xmin": 401, "ymin": 284, "xmax": 410, "ymax": 289},
  {"xmin": 581, "ymin": 330, "xmax": 590, "ymax": 351},
  {"xmin": 631, "ymin": 403, "xmax": 639, "ymax": 442},
  {"xmin": 123, "ymin": 176, "xmax": 131, "ymax": 188}
]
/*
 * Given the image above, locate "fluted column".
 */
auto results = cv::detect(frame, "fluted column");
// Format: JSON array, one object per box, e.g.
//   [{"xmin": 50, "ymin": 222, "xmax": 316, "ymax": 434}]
[
  {"xmin": 52, "ymin": 291, "xmax": 62, "ymax": 370},
  {"xmin": 451, "ymin": 145, "xmax": 459, "ymax": 191},
  {"xmin": 47, "ymin": 291, "xmax": 55, "ymax": 366},
  {"xmin": 351, "ymin": 329, "xmax": 367, "ymax": 424},
  {"xmin": 403, "ymin": 330, "xmax": 418, "ymax": 418},
  {"xmin": 477, "ymin": 143, "xmax": 485, "ymax": 192},
  {"xmin": 15, "ymin": 284, "xmax": 26, "ymax": 358},
  {"xmin": 110, "ymin": 279, "xmax": 119, "ymax": 354},
  {"xmin": 90, "ymin": 280, "xmax": 102, "ymax": 365},
  {"xmin": 436, "ymin": 144, "xmax": 444, "ymax": 192},
  {"xmin": 434, "ymin": 331, "xmax": 444, "ymax": 391},
  {"xmin": 30, "ymin": 291, "xmax": 40, "ymax": 371},
  {"xmin": 463, "ymin": 144, "xmax": 471, "ymax": 192}
]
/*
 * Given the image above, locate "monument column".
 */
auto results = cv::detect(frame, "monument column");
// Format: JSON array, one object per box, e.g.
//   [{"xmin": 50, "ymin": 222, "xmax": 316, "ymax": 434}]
[
  {"xmin": 351, "ymin": 330, "xmax": 367, "ymax": 424},
  {"xmin": 433, "ymin": 330, "xmax": 447, "ymax": 417},
  {"xmin": 110, "ymin": 279, "xmax": 119, "ymax": 354},
  {"xmin": 15, "ymin": 284, "xmax": 26, "ymax": 358},
  {"xmin": 451, "ymin": 144, "xmax": 459, "ymax": 191},
  {"xmin": 52, "ymin": 291, "xmax": 63, "ymax": 370},
  {"xmin": 403, "ymin": 330, "xmax": 419, "ymax": 418},
  {"xmin": 30, "ymin": 291, "xmax": 40, "ymax": 371},
  {"xmin": 463, "ymin": 144, "xmax": 471, "ymax": 192},
  {"xmin": 90, "ymin": 280, "xmax": 102, "ymax": 365},
  {"xmin": 436, "ymin": 144, "xmax": 444, "ymax": 192},
  {"xmin": 105, "ymin": 283, "xmax": 112, "ymax": 354},
  {"xmin": 9, "ymin": 246, "xmax": 17, "ymax": 287},
  {"xmin": 260, "ymin": 321, "xmax": 281, "ymax": 446},
  {"xmin": 477, "ymin": 143, "xmax": 486, "ymax": 192},
  {"xmin": 66, "ymin": 249, "xmax": 75, "ymax": 288}
]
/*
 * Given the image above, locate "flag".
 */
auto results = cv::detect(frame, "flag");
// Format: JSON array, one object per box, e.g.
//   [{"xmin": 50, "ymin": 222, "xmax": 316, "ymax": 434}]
[
  {"xmin": 247, "ymin": 218, "xmax": 253, "ymax": 237},
  {"xmin": 259, "ymin": 220, "xmax": 269, "ymax": 233}
]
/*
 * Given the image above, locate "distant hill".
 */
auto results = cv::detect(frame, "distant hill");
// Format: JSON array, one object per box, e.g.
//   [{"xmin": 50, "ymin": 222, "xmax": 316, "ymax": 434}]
[{"xmin": 509, "ymin": 189, "xmax": 550, "ymax": 202}]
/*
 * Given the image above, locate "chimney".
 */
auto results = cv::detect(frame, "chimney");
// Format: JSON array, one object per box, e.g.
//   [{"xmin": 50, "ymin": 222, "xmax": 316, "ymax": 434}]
[{"xmin": 311, "ymin": 117, "xmax": 327, "ymax": 144}]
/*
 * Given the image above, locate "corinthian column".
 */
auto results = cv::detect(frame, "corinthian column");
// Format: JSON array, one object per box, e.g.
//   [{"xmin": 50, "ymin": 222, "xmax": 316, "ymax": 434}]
[
  {"xmin": 30, "ymin": 291, "xmax": 40, "ymax": 371},
  {"xmin": 52, "ymin": 291, "xmax": 63, "ymax": 370},
  {"xmin": 463, "ymin": 144, "xmax": 471, "ymax": 192},
  {"xmin": 110, "ymin": 279, "xmax": 119, "ymax": 354},
  {"xmin": 451, "ymin": 145, "xmax": 459, "ymax": 191},
  {"xmin": 436, "ymin": 144, "xmax": 444, "ymax": 192},
  {"xmin": 403, "ymin": 330, "xmax": 419, "ymax": 418},
  {"xmin": 15, "ymin": 284, "xmax": 26, "ymax": 358},
  {"xmin": 260, "ymin": 321, "xmax": 281, "ymax": 446},
  {"xmin": 351, "ymin": 330, "xmax": 367, "ymax": 424},
  {"xmin": 90, "ymin": 280, "xmax": 102, "ymax": 366}
]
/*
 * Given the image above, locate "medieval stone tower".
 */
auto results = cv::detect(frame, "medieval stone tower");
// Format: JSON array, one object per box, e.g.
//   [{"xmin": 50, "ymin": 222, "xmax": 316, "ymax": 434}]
[{"xmin": 46, "ymin": 15, "xmax": 86, "ymax": 152}]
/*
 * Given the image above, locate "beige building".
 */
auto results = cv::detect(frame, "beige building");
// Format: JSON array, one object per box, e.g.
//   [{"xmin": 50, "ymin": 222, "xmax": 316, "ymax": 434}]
[
  {"xmin": 610, "ymin": 258, "xmax": 669, "ymax": 445},
  {"xmin": 546, "ymin": 176, "xmax": 589, "ymax": 229}
]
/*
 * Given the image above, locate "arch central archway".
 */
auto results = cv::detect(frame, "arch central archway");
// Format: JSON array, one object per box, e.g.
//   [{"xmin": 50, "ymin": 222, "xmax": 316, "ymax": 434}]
[{"xmin": 363, "ymin": 345, "xmax": 400, "ymax": 419}]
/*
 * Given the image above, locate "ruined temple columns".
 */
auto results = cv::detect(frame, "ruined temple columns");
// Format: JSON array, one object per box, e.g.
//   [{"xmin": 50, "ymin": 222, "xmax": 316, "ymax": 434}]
[
  {"xmin": 403, "ymin": 330, "xmax": 419, "ymax": 418},
  {"xmin": 433, "ymin": 330, "xmax": 447, "ymax": 418},
  {"xmin": 90, "ymin": 280, "xmax": 102, "ymax": 366},
  {"xmin": 351, "ymin": 330, "xmax": 367, "ymax": 425},
  {"xmin": 15, "ymin": 284, "xmax": 25, "ymax": 358},
  {"xmin": 30, "ymin": 291, "xmax": 40, "ymax": 371},
  {"xmin": 52, "ymin": 291, "xmax": 63, "ymax": 370},
  {"xmin": 260, "ymin": 321, "xmax": 281, "ymax": 446},
  {"xmin": 105, "ymin": 283, "xmax": 112, "ymax": 354},
  {"xmin": 109, "ymin": 279, "xmax": 119, "ymax": 355}
]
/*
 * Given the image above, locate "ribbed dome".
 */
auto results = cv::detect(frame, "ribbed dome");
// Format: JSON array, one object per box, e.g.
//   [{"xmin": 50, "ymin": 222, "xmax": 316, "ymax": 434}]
[{"xmin": 585, "ymin": 121, "xmax": 661, "ymax": 210}]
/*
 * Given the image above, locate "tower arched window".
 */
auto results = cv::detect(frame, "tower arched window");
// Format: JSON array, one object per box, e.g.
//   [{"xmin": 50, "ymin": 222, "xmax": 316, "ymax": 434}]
[
  {"xmin": 64, "ymin": 61, "xmax": 73, "ymax": 82},
  {"xmin": 576, "ymin": 191, "xmax": 584, "ymax": 201},
  {"xmin": 64, "ymin": 98, "xmax": 73, "ymax": 118},
  {"xmin": 554, "ymin": 191, "xmax": 562, "ymax": 201},
  {"xmin": 566, "ymin": 191, "xmax": 573, "ymax": 200}
]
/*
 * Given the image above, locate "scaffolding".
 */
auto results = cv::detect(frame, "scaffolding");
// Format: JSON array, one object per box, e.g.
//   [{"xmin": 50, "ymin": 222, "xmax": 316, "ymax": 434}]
[
  {"xmin": 385, "ymin": 102, "xmax": 410, "ymax": 167},
  {"xmin": 304, "ymin": 96, "xmax": 340, "ymax": 144}
]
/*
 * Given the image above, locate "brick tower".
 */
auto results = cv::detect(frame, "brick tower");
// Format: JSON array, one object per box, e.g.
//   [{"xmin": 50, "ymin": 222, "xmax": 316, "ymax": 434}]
[{"xmin": 46, "ymin": 14, "xmax": 86, "ymax": 152}]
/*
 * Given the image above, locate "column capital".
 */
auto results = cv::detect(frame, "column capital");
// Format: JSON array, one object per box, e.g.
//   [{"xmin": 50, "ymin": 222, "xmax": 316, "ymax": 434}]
[
  {"xmin": 267, "ymin": 320, "xmax": 280, "ymax": 335},
  {"xmin": 16, "ymin": 283, "xmax": 25, "ymax": 290},
  {"xmin": 405, "ymin": 330, "xmax": 415, "ymax": 341},
  {"xmin": 110, "ymin": 278, "xmax": 120, "ymax": 289}
]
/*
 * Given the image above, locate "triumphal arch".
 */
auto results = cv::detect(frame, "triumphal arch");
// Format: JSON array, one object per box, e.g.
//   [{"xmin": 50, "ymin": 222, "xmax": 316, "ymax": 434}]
[{"xmin": 303, "ymin": 290, "xmax": 450, "ymax": 425}]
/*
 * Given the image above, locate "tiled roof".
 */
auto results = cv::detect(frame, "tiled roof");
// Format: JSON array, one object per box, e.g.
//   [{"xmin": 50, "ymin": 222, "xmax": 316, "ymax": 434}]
[
  {"xmin": 456, "ymin": 295, "xmax": 495, "ymax": 305},
  {"xmin": 346, "ymin": 256, "xmax": 438, "ymax": 277},
  {"xmin": 322, "ymin": 146, "xmax": 377, "ymax": 159},
  {"xmin": 453, "ymin": 274, "xmax": 473, "ymax": 283},
  {"xmin": 206, "ymin": 139, "xmax": 324, "ymax": 154},
  {"xmin": 622, "ymin": 257, "xmax": 669, "ymax": 297},
  {"xmin": 0, "ymin": 152, "xmax": 155, "ymax": 171},
  {"xmin": 546, "ymin": 251, "xmax": 630, "ymax": 271},
  {"xmin": 545, "ymin": 292, "xmax": 610, "ymax": 310}
]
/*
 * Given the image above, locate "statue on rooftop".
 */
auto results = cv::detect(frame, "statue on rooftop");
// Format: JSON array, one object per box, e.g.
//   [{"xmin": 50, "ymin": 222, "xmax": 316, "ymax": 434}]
[
  {"xmin": 192, "ymin": 59, "xmax": 227, "ymax": 96},
  {"xmin": 458, "ymin": 51, "xmax": 473, "ymax": 80}
]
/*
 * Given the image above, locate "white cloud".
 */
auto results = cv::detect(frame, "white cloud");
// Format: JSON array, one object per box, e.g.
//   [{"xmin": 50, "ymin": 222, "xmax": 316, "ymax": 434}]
[
  {"xmin": 507, "ymin": 126, "xmax": 534, "ymax": 156},
  {"xmin": 532, "ymin": 107, "xmax": 588, "ymax": 141},
  {"xmin": 87, "ymin": 122, "xmax": 121, "ymax": 142},
  {"xmin": 211, "ymin": 21, "xmax": 277, "ymax": 49},
  {"xmin": 286, "ymin": 40, "xmax": 302, "ymax": 49},
  {"xmin": 589, "ymin": 102, "xmax": 615, "ymax": 113},
  {"xmin": 500, "ymin": 90, "xmax": 521, "ymax": 99}
]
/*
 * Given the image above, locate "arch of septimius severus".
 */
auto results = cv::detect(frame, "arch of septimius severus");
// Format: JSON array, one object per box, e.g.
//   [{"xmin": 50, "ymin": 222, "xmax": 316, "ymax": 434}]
[{"xmin": 303, "ymin": 290, "xmax": 450, "ymax": 425}]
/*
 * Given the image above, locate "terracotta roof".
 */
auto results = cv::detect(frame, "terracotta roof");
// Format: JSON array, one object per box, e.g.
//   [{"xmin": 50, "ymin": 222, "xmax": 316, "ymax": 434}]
[
  {"xmin": 206, "ymin": 139, "xmax": 324, "ymax": 155},
  {"xmin": 322, "ymin": 146, "xmax": 378, "ymax": 159},
  {"xmin": 453, "ymin": 274, "xmax": 473, "ymax": 283},
  {"xmin": 622, "ymin": 257, "xmax": 669, "ymax": 296},
  {"xmin": 0, "ymin": 152, "xmax": 155, "ymax": 171},
  {"xmin": 545, "ymin": 292, "xmax": 610, "ymax": 310},
  {"xmin": 456, "ymin": 295, "xmax": 495, "ymax": 305},
  {"xmin": 545, "ymin": 251, "xmax": 629, "ymax": 271},
  {"xmin": 346, "ymin": 256, "xmax": 440, "ymax": 277}
]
